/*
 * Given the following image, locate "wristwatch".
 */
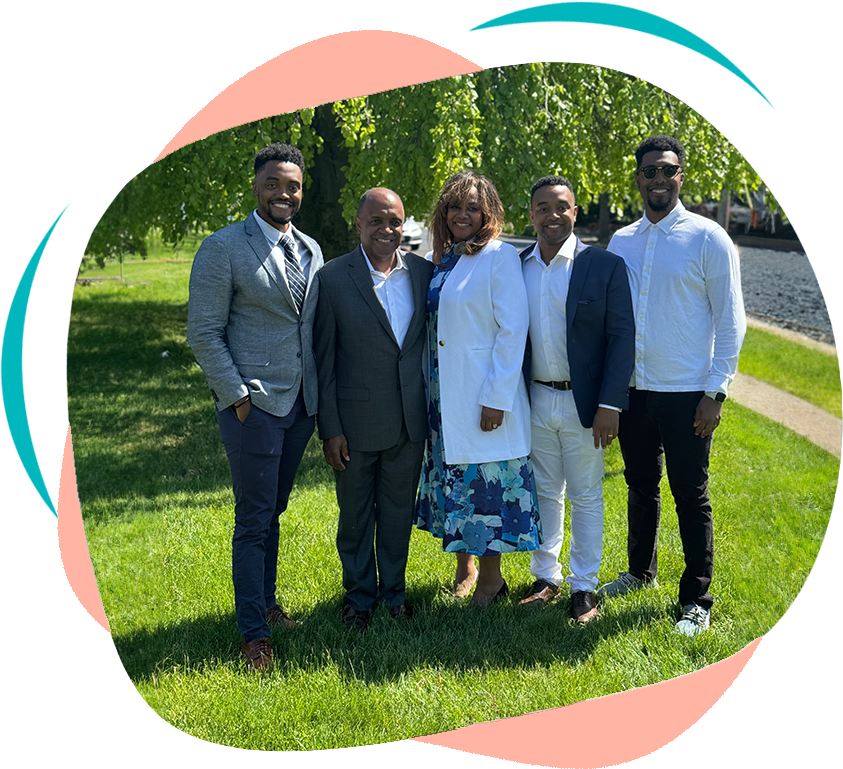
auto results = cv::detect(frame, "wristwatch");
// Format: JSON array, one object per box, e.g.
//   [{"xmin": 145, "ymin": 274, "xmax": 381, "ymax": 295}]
[{"xmin": 705, "ymin": 391, "xmax": 727, "ymax": 403}]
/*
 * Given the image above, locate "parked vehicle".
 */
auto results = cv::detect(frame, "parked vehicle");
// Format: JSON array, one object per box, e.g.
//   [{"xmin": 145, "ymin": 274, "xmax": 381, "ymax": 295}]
[{"xmin": 401, "ymin": 216, "xmax": 423, "ymax": 250}]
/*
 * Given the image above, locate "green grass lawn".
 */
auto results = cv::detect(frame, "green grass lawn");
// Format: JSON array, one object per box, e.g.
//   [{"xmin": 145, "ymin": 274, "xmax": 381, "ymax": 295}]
[
  {"xmin": 739, "ymin": 326, "xmax": 841, "ymax": 416},
  {"xmin": 69, "ymin": 257, "xmax": 838, "ymax": 751}
]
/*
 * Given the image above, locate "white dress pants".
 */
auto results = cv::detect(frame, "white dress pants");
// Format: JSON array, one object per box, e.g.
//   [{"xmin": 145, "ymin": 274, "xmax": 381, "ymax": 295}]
[{"xmin": 529, "ymin": 382, "xmax": 606, "ymax": 593}]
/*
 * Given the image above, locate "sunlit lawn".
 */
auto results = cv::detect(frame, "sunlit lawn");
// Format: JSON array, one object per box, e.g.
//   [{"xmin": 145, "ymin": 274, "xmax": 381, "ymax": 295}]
[
  {"xmin": 69, "ymin": 256, "xmax": 838, "ymax": 751},
  {"xmin": 739, "ymin": 326, "xmax": 841, "ymax": 416}
]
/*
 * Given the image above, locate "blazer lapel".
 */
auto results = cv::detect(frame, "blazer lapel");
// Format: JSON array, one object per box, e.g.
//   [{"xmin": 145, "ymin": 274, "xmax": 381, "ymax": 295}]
[
  {"xmin": 245, "ymin": 214, "xmax": 299, "ymax": 314},
  {"xmin": 347, "ymin": 246, "xmax": 399, "ymax": 346},
  {"xmin": 567, "ymin": 240, "xmax": 593, "ymax": 332},
  {"xmin": 290, "ymin": 223, "xmax": 323, "ymax": 306},
  {"xmin": 402, "ymin": 253, "xmax": 429, "ymax": 351}
]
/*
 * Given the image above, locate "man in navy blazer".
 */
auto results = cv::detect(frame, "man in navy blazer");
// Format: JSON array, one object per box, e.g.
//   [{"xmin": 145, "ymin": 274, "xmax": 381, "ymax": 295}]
[
  {"xmin": 519, "ymin": 175, "xmax": 635, "ymax": 623},
  {"xmin": 187, "ymin": 143, "xmax": 323, "ymax": 671}
]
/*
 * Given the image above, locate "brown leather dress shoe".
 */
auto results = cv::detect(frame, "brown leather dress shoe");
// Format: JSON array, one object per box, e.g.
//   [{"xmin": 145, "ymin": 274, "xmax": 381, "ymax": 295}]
[
  {"xmin": 341, "ymin": 605, "xmax": 370, "ymax": 632},
  {"xmin": 266, "ymin": 604, "xmax": 298, "ymax": 629},
  {"xmin": 519, "ymin": 578, "xmax": 560, "ymax": 606},
  {"xmin": 240, "ymin": 637, "xmax": 273, "ymax": 672},
  {"xmin": 571, "ymin": 590, "xmax": 599, "ymax": 624},
  {"xmin": 388, "ymin": 604, "xmax": 414, "ymax": 620}
]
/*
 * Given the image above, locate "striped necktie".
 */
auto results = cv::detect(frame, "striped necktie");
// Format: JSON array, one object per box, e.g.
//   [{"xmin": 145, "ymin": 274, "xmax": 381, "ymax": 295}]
[{"xmin": 278, "ymin": 231, "xmax": 307, "ymax": 314}]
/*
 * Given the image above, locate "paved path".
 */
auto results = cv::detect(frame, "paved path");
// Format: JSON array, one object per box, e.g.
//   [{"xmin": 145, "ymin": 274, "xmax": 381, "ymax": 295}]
[{"xmin": 730, "ymin": 319, "xmax": 841, "ymax": 457}]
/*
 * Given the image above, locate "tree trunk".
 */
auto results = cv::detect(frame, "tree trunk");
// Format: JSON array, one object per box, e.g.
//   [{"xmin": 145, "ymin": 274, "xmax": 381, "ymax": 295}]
[
  {"xmin": 597, "ymin": 192, "xmax": 610, "ymax": 246},
  {"xmin": 717, "ymin": 188, "xmax": 731, "ymax": 231},
  {"xmin": 294, "ymin": 104, "xmax": 355, "ymax": 260}
]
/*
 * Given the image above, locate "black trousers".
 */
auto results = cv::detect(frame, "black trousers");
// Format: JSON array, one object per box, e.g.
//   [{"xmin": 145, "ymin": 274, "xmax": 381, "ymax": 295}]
[
  {"xmin": 335, "ymin": 423, "xmax": 425, "ymax": 612},
  {"xmin": 618, "ymin": 389, "xmax": 714, "ymax": 609}
]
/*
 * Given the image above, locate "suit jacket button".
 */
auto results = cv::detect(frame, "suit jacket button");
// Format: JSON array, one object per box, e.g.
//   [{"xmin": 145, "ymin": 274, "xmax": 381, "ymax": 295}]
[{"xmin": 297, "ymin": 352, "xmax": 302, "ymax": 358}]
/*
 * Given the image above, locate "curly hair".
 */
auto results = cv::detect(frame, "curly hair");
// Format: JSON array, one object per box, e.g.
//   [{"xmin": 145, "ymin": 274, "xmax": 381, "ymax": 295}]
[
  {"xmin": 430, "ymin": 171, "xmax": 504, "ymax": 263},
  {"xmin": 254, "ymin": 143, "xmax": 305, "ymax": 175},
  {"xmin": 634, "ymin": 135, "xmax": 686, "ymax": 169}
]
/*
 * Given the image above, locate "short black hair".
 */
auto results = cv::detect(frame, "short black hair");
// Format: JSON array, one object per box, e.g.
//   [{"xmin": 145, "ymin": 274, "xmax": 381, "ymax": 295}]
[
  {"xmin": 356, "ymin": 187, "xmax": 403, "ymax": 219},
  {"xmin": 634, "ymin": 135, "xmax": 685, "ymax": 168},
  {"xmin": 530, "ymin": 175, "xmax": 574, "ymax": 205},
  {"xmin": 254, "ymin": 143, "xmax": 305, "ymax": 175}
]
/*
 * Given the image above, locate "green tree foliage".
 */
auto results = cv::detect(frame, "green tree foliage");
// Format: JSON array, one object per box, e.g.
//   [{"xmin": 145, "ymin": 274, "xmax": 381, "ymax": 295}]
[
  {"xmin": 86, "ymin": 63, "xmax": 760, "ymax": 261},
  {"xmin": 86, "ymin": 111, "xmax": 321, "ymax": 264}
]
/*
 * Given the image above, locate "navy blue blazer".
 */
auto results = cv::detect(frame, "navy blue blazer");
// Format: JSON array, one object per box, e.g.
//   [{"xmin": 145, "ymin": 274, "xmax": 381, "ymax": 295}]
[{"xmin": 520, "ymin": 238, "xmax": 636, "ymax": 428}]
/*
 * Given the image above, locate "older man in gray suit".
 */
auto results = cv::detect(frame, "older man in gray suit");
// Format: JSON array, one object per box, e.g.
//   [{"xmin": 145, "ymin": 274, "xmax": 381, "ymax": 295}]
[
  {"xmin": 314, "ymin": 188, "xmax": 433, "ymax": 631},
  {"xmin": 187, "ymin": 143, "xmax": 323, "ymax": 671}
]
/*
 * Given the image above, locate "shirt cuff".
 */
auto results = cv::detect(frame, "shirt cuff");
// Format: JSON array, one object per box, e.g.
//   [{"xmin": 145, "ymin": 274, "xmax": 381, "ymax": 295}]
[
  {"xmin": 705, "ymin": 375, "xmax": 731, "ymax": 397},
  {"xmin": 598, "ymin": 403, "xmax": 622, "ymax": 412}
]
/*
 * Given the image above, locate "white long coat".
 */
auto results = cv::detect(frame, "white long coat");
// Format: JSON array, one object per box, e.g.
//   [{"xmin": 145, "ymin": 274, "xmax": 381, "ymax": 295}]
[{"xmin": 430, "ymin": 239, "xmax": 531, "ymax": 465}]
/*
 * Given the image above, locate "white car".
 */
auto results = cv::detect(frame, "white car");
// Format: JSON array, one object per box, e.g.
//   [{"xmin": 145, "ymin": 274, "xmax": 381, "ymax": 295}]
[{"xmin": 401, "ymin": 216, "xmax": 423, "ymax": 250}]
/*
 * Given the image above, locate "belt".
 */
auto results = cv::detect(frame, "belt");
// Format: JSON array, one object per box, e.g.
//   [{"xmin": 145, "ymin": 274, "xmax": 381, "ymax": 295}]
[{"xmin": 533, "ymin": 380, "xmax": 572, "ymax": 391}]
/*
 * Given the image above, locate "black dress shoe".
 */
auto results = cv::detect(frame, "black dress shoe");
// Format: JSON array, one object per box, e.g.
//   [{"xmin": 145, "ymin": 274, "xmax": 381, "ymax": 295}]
[
  {"xmin": 341, "ymin": 605, "xmax": 370, "ymax": 632},
  {"xmin": 388, "ymin": 603, "xmax": 414, "ymax": 620},
  {"xmin": 571, "ymin": 590, "xmax": 599, "ymax": 624}
]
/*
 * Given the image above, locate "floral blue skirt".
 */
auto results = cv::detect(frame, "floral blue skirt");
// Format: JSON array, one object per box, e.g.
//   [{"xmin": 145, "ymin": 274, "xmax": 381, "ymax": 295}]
[{"xmin": 414, "ymin": 252, "xmax": 542, "ymax": 556}]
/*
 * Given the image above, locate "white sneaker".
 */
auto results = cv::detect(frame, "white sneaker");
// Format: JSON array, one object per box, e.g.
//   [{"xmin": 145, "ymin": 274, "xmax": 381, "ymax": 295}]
[
  {"xmin": 596, "ymin": 571, "xmax": 656, "ymax": 598},
  {"xmin": 676, "ymin": 603, "xmax": 711, "ymax": 636}
]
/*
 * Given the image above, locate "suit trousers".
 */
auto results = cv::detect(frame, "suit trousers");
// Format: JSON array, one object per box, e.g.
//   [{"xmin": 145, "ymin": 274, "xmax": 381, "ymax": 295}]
[
  {"xmin": 217, "ymin": 392, "xmax": 315, "ymax": 642},
  {"xmin": 528, "ymin": 383, "xmax": 606, "ymax": 592},
  {"xmin": 335, "ymin": 423, "xmax": 425, "ymax": 611},
  {"xmin": 618, "ymin": 389, "xmax": 714, "ymax": 609}
]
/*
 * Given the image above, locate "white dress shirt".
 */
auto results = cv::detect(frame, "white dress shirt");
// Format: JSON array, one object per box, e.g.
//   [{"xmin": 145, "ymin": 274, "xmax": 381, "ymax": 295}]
[
  {"xmin": 252, "ymin": 210, "xmax": 313, "ymax": 284},
  {"xmin": 522, "ymin": 234, "xmax": 619, "ymax": 411},
  {"xmin": 522, "ymin": 234, "xmax": 576, "ymax": 382},
  {"xmin": 608, "ymin": 202, "xmax": 746, "ymax": 395},
  {"xmin": 361, "ymin": 246, "xmax": 414, "ymax": 348}
]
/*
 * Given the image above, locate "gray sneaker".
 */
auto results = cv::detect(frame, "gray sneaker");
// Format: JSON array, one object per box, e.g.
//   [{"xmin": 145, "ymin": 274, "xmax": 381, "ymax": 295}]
[
  {"xmin": 596, "ymin": 571, "xmax": 655, "ymax": 598},
  {"xmin": 676, "ymin": 603, "xmax": 710, "ymax": 636}
]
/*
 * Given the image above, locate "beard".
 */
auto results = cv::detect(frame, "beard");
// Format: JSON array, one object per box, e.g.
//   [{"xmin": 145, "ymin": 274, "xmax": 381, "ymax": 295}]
[
  {"xmin": 646, "ymin": 191, "xmax": 678, "ymax": 213},
  {"xmin": 267, "ymin": 205, "xmax": 297, "ymax": 225},
  {"xmin": 539, "ymin": 225, "xmax": 572, "ymax": 247}
]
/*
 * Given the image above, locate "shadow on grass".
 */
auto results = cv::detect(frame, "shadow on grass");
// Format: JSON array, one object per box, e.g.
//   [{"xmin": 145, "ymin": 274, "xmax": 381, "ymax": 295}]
[
  {"xmin": 68, "ymin": 297, "xmax": 333, "ymax": 521},
  {"xmin": 114, "ymin": 585, "xmax": 664, "ymax": 686}
]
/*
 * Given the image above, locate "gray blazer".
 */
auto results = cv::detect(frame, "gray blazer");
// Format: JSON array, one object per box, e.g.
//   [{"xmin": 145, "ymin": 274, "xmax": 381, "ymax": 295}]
[
  {"xmin": 187, "ymin": 214, "xmax": 324, "ymax": 417},
  {"xmin": 313, "ymin": 246, "xmax": 434, "ymax": 452}
]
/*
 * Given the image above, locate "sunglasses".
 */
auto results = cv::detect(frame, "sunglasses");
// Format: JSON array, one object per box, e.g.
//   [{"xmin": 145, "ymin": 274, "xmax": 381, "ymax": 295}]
[{"xmin": 638, "ymin": 164, "xmax": 682, "ymax": 179}]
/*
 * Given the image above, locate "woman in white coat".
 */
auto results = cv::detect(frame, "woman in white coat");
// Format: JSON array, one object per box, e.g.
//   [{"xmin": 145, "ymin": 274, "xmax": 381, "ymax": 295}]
[{"xmin": 415, "ymin": 171, "xmax": 541, "ymax": 606}]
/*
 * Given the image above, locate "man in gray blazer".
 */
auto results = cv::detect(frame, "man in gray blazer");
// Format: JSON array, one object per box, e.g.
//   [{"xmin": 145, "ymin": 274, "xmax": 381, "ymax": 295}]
[
  {"xmin": 313, "ymin": 188, "xmax": 433, "ymax": 631},
  {"xmin": 519, "ymin": 175, "xmax": 635, "ymax": 624},
  {"xmin": 187, "ymin": 143, "xmax": 323, "ymax": 671}
]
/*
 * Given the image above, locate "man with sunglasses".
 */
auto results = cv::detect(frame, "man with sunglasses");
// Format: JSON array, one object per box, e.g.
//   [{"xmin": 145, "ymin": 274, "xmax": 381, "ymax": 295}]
[{"xmin": 598, "ymin": 135, "xmax": 746, "ymax": 636}]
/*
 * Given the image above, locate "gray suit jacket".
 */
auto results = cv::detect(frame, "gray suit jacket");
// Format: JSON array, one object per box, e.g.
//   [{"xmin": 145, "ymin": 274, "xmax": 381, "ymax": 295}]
[
  {"xmin": 313, "ymin": 246, "xmax": 434, "ymax": 452},
  {"xmin": 187, "ymin": 214, "xmax": 324, "ymax": 417}
]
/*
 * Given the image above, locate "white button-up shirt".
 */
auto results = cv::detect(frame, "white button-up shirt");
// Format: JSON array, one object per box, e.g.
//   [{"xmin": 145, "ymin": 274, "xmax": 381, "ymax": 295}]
[
  {"xmin": 522, "ymin": 234, "xmax": 577, "ymax": 383},
  {"xmin": 608, "ymin": 202, "xmax": 746, "ymax": 395},
  {"xmin": 252, "ymin": 210, "xmax": 313, "ymax": 284},
  {"xmin": 523, "ymin": 235, "xmax": 620, "ymax": 412},
  {"xmin": 362, "ymin": 246, "xmax": 414, "ymax": 348}
]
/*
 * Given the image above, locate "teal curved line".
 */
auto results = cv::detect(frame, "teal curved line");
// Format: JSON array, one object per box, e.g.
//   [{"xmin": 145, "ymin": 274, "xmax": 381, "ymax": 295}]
[{"xmin": 472, "ymin": 2, "xmax": 771, "ymax": 106}]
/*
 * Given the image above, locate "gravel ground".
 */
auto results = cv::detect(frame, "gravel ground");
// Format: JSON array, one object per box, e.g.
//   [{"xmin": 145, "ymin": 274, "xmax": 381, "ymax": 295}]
[{"xmin": 738, "ymin": 246, "xmax": 834, "ymax": 344}]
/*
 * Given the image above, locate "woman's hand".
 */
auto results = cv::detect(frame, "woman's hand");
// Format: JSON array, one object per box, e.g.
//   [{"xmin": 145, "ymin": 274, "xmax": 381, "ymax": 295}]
[{"xmin": 480, "ymin": 406, "xmax": 504, "ymax": 432}]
